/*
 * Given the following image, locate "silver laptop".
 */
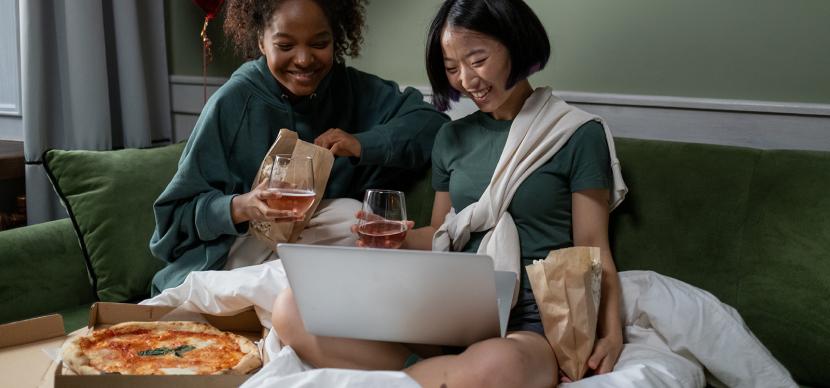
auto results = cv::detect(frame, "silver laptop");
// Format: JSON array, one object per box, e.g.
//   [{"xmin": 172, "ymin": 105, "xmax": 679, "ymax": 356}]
[{"xmin": 278, "ymin": 243, "xmax": 515, "ymax": 347}]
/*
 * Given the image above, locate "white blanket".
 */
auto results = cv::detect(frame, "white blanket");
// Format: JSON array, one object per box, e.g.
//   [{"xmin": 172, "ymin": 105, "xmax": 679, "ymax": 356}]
[{"xmin": 142, "ymin": 263, "xmax": 795, "ymax": 388}]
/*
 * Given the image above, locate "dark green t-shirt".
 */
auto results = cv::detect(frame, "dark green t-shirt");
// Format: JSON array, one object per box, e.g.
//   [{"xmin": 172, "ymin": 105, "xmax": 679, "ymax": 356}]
[{"xmin": 432, "ymin": 110, "xmax": 611, "ymax": 288}]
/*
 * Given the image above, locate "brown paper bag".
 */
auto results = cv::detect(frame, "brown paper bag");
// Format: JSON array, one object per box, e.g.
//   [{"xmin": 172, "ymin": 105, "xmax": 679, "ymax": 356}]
[
  {"xmin": 526, "ymin": 246, "xmax": 602, "ymax": 381},
  {"xmin": 250, "ymin": 128, "xmax": 334, "ymax": 250}
]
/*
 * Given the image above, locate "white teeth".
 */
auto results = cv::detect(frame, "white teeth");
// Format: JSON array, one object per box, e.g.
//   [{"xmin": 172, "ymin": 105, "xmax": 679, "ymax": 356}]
[{"xmin": 469, "ymin": 87, "xmax": 490, "ymax": 99}]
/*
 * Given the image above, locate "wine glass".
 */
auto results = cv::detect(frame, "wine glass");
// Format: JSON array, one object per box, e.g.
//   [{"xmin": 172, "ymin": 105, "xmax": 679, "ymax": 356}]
[
  {"xmin": 266, "ymin": 155, "xmax": 316, "ymax": 220},
  {"xmin": 357, "ymin": 189, "xmax": 408, "ymax": 249}
]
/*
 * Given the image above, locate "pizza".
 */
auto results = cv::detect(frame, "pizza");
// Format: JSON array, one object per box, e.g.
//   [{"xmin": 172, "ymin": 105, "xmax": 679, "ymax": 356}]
[{"xmin": 60, "ymin": 321, "xmax": 262, "ymax": 375}]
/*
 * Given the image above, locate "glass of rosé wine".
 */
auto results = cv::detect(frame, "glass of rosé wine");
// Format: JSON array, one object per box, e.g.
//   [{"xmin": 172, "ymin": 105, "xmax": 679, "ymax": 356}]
[
  {"xmin": 266, "ymin": 155, "xmax": 316, "ymax": 220},
  {"xmin": 357, "ymin": 189, "xmax": 408, "ymax": 249}
]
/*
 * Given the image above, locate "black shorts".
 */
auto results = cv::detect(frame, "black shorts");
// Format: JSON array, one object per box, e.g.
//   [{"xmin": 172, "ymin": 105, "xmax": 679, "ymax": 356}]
[
  {"xmin": 439, "ymin": 288, "xmax": 545, "ymax": 356},
  {"xmin": 506, "ymin": 287, "xmax": 545, "ymax": 335}
]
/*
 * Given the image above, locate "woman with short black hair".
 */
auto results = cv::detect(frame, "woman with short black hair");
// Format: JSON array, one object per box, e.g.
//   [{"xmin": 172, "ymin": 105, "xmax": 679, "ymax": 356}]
[
  {"xmin": 273, "ymin": 1, "xmax": 627, "ymax": 386},
  {"xmin": 425, "ymin": 0, "xmax": 550, "ymax": 112}
]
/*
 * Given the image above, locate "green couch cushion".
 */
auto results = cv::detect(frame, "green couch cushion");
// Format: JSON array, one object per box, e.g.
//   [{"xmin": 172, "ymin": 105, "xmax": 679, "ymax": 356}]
[
  {"xmin": 43, "ymin": 143, "xmax": 185, "ymax": 302},
  {"xmin": 57, "ymin": 303, "xmax": 95, "ymax": 333},
  {"xmin": 0, "ymin": 218, "xmax": 95, "ymax": 324},
  {"xmin": 610, "ymin": 138, "xmax": 760, "ymax": 306},
  {"xmin": 404, "ymin": 168, "xmax": 436, "ymax": 228},
  {"xmin": 737, "ymin": 149, "xmax": 830, "ymax": 386}
]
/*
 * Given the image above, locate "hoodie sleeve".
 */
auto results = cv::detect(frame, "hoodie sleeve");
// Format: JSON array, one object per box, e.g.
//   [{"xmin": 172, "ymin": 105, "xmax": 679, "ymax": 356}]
[
  {"xmin": 149, "ymin": 97, "xmax": 246, "ymax": 264},
  {"xmin": 349, "ymin": 70, "xmax": 449, "ymax": 169}
]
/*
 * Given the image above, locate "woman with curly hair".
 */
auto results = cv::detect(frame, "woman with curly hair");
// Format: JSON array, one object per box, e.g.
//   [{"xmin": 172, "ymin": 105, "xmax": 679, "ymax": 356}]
[{"xmin": 149, "ymin": 0, "xmax": 448, "ymax": 293}]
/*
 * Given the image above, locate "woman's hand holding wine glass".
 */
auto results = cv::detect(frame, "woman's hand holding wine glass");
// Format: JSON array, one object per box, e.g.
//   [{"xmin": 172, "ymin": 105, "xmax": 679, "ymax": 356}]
[
  {"xmin": 352, "ymin": 189, "xmax": 412, "ymax": 249},
  {"xmin": 231, "ymin": 155, "xmax": 316, "ymax": 224}
]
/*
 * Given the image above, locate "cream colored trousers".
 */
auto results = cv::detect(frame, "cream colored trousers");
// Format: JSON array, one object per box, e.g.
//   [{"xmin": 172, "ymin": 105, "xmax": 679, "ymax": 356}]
[{"xmin": 224, "ymin": 198, "xmax": 361, "ymax": 270}]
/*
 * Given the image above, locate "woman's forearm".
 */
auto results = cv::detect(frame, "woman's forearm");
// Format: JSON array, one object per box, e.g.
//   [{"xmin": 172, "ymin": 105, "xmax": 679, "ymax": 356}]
[
  {"xmin": 402, "ymin": 226, "xmax": 437, "ymax": 250},
  {"xmin": 598, "ymin": 253, "xmax": 623, "ymax": 339}
]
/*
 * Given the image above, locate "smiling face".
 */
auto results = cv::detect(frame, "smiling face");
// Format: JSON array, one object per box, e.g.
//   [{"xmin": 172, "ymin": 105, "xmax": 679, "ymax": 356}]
[
  {"xmin": 258, "ymin": 0, "xmax": 334, "ymax": 100},
  {"xmin": 440, "ymin": 26, "xmax": 531, "ymax": 120}
]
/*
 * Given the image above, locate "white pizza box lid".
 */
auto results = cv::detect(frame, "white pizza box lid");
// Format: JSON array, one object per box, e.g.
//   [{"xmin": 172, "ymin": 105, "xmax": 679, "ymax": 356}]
[{"xmin": 0, "ymin": 302, "xmax": 267, "ymax": 388}]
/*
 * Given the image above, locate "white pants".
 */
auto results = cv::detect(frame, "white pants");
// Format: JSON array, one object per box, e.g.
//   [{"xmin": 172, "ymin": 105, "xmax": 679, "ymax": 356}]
[{"xmin": 224, "ymin": 198, "xmax": 362, "ymax": 270}]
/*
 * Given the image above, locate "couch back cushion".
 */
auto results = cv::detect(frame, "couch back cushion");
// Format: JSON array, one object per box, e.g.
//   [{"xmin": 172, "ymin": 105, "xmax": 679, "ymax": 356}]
[
  {"xmin": 405, "ymin": 168, "xmax": 436, "ymax": 228},
  {"xmin": 610, "ymin": 138, "xmax": 760, "ymax": 307},
  {"xmin": 44, "ymin": 143, "xmax": 185, "ymax": 302},
  {"xmin": 610, "ymin": 138, "xmax": 830, "ymax": 384},
  {"xmin": 736, "ymin": 149, "xmax": 830, "ymax": 386}
]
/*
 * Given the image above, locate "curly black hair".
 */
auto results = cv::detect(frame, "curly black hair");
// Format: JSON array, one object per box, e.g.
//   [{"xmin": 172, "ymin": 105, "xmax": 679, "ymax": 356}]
[{"xmin": 224, "ymin": 0, "xmax": 367, "ymax": 63}]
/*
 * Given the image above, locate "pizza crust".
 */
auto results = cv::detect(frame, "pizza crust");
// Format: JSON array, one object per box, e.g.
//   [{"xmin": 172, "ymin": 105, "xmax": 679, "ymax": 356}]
[
  {"xmin": 232, "ymin": 334, "xmax": 263, "ymax": 375},
  {"xmin": 61, "ymin": 342, "xmax": 100, "ymax": 375},
  {"xmin": 60, "ymin": 321, "xmax": 262, "ymax": 376}
]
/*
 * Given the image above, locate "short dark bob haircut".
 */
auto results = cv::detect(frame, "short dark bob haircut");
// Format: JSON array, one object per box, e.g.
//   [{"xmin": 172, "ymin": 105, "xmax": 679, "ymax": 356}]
[{"xmin": 425, "ymin": 0, "xmax": 550, "ymax": 112}]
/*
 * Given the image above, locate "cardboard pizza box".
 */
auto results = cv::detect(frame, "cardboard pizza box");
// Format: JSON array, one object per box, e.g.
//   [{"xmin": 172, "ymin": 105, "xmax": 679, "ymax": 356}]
[
  {"xmin": 0, "ymin": 302, "xmax": 268, "ymax": 388},
  {"xmin": 0, "ymin": 313, "xmax": 67, "ymax": 388}
]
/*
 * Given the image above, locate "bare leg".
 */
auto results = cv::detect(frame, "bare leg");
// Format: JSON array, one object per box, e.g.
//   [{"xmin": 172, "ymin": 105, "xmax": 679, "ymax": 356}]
[
  {"xmin": 272, "ymin": 288, "xmax": 415, "ymax": 370},
  {"xmin": 406, "ymin": 331, "xmax": 558, "ymax": 388},
  {"xmin": 273, "ymin": 289, "xmax": 555, "ymax": 386}
]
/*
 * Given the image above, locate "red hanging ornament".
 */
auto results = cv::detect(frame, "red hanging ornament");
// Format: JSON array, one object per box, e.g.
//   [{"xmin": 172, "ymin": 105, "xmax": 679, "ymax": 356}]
[
  {"xmin": 193, "ymin": 0, "xmax": 224, "ymax": 20},
  {"xmin": 193, "ymin": 0, "xmax": 225, "ymax": 103}
]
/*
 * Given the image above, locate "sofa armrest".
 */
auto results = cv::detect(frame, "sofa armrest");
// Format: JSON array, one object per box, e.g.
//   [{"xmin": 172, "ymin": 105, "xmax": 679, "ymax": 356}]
[{"xmin": 0, "ymin": 218, "xmax": 96, "ymax": 324}]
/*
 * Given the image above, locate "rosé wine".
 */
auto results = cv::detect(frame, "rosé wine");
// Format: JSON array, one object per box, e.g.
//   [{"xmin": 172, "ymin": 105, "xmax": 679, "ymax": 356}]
[
  {"xmin": 357, "ymin": 220, "xmax": 407, "ymax": 249},
  {"xmin": 265, "ymin": 188, "xmax": 315, "ymax": 218}
]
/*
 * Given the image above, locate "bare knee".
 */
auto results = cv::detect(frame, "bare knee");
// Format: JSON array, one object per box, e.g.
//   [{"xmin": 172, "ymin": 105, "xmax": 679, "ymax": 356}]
[
  {"xmin": 459, "ymin": 340, "xmax": 532, "ymax": 388},
  {"xmin": 475, "ymin": 340, "xmax": 525, "ymax": 387},
  {"xmin": 271, "ymin": 288, "xmax": 307, "ymax": 348}
]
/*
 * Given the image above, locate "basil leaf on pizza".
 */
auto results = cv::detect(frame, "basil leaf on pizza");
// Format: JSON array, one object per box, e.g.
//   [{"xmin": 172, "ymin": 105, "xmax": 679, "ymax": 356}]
[
  {"xmin": 174, "ymin": 345, "xmax": 196, "ymax": 357},
  {"xmin": 137, "ymin": 347, "xmax": 174, "ymax": 356},
  {"xmin": 137, "ymin": 345, "xmax": 197, "ymax": 358}
]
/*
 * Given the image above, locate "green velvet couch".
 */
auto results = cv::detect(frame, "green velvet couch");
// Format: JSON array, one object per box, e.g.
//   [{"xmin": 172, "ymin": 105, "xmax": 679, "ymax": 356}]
[{"xmin": 1, "ymin": 138, "xmax": 827, "ymax": 386}]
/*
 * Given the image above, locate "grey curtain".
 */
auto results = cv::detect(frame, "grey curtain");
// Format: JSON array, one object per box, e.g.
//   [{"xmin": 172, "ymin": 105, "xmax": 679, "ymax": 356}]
[{"xmin": 20, "ymin": 0, "xmax": 172, "ymax": 224}]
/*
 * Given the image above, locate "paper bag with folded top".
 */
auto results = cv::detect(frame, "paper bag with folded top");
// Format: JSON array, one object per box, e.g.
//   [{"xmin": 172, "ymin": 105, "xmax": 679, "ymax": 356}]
[
  {"xmin": 250, "ymin": 128, "xmax": 334, "ymax": 250},
  {"xmin": 526, "ymin": 246, "xmax": 603, "ymax": 381}
]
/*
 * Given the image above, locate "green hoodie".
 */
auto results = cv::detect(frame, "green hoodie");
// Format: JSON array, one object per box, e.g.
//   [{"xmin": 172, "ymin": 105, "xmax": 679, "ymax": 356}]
[{"xmin": 149, "ymin": 58, "xmax": 447, "ymax": 294}]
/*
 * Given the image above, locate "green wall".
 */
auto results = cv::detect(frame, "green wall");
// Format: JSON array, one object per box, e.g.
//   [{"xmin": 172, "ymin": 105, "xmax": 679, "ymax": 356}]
[
  {"xmin": 167, "ymin": 0, "xmax": 830, "ymax": 104},
  {"xmin": 165, "ymin": 0, "xmax": 242, "ymax": 77}
]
